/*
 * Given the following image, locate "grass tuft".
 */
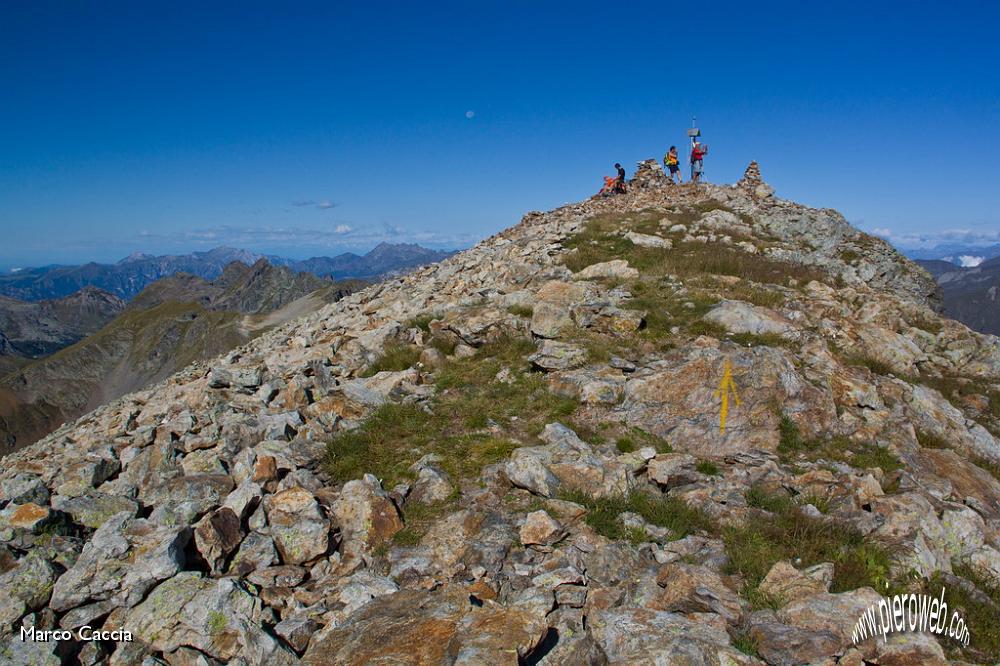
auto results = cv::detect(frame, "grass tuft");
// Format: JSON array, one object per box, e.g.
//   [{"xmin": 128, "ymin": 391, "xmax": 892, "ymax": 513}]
[
  {"xmin": 506, "ymin": 304, "xmax": 534, "ymax": 318},
  {"xmin": 428, "ymin": 334, "xmax": 458, "ymax": 356},
  {"xmin": 778, "ymin": 416, "xmax": 806, "ymax": 455},
  {"xmin": 560, "ymin": 489, "xmax": 715, "ymax": 542},
  {"xmin": 845, "ymin": 354, "xmax": 895, "ymax": 377},
  {"xmin": 392, "ymin": 498, "xmax": 456, "ymax": 547},
  {"xmin": 745, "ymin": 484, "xmax": 794, "ymax": 513},
  {"xmin": 916, "ymin": 429, "xmax": 950, "ymax": 449},
  {"xmin": 615, "ymin": 427, "xmax": 673, "ymax": 454},
  {"xmin": 361, "ymin": 342, "xmax": 421, "ymax": 377},
  {"xmin": 730, "ymin": 627, "xmax": 760, "ymax": 658},
  {"xmin": 971, "ymin": 456, "xmax": 1000, "ymax": 483},
  {"xmin": 696, "ymin": 460, "xmax": 720, "ymax": 476},
  {"xmin": 728, "ymin": 332, "xmax": 789, "ymax": 348},
  {"xmin": 404, "ymin": 314, "xmax": 435, "ymax": 332},
  {"xmin": 927, "ymin": 563, "xmax": 1000, "ymax": 663}
]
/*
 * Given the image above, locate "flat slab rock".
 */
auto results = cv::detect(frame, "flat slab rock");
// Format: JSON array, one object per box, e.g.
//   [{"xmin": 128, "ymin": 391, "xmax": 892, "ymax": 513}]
[{"xmin": 302, "ymin": 585, "xmax": 548, "ymax": 665}]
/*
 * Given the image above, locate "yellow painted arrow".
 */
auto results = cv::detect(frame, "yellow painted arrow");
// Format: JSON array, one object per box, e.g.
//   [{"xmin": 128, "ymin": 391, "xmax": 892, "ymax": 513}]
[{"xmin": 714, "ymin": 358, "xmax": 741, "ymax": 435}]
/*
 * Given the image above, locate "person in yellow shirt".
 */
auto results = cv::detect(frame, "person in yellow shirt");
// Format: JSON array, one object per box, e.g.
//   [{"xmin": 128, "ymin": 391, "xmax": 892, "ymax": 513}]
[{"xmin": 663, "ymin": 145, "xmax": 682, "ymax": 184}]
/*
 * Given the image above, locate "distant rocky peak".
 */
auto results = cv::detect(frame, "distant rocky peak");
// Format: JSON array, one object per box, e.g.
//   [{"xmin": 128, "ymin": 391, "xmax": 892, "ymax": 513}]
[{"xmin": 117, "ymin": 251, "xmax": 155, "ymax": 264}]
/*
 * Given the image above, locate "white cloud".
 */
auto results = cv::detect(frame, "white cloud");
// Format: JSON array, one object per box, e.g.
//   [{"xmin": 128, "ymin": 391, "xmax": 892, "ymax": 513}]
[
  {"xmin": 958, "ymin": 255, "xmax": 985, "ymax": 267},
  {"xmin": 334, "ymin": 224, "xmax": 353, "ymax": 234},
  {"xmin": 292, "ymin": 199, "xmax": 337, "ymax": 210},
  {"xmin": 866, "ymin": 227, "xmax": 1000, "ymax": 249}
]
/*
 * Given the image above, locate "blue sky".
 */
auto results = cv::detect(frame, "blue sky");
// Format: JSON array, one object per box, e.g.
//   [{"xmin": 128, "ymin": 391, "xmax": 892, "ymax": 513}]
[{"xmin": 1, "ymin": 1, "xmax": 998, "ymax": 268}]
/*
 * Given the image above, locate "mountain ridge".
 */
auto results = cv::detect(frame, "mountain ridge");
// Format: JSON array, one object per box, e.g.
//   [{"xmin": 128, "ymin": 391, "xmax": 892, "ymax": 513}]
[
  {"xmin": 0, "ymin": 260, "xmax": 359, "ymax": 455},
  {"xmin": 0, "ymin": 243, "xmax": 456, "ymax": 302},
  {"xmin": 1, "ymin": 163, "xmax": 998, "ymax": 665},
  {"xmin": 917, "ymin": 256, "xmax": 1000, "ymax": 335}
]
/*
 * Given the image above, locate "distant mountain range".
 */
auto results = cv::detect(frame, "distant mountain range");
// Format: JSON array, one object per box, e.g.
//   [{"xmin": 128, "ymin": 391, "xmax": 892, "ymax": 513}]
[
  {"xmin": 903, "ymin": 243, "xmax": 1000, "ymax": 268},
  {"xmin": 0, "ymin": 259, "xmax": 361, "ymax": 454},
  {"xmin": 916, "ymin": 256, "xmax": 1000, "ymax": 335},
  {"xmin": 0, "ymin": 242, "xmax": 456, "ymax": 301}
]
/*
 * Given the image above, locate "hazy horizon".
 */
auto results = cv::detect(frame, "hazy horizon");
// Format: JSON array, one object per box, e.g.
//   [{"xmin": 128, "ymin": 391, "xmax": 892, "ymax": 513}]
[{"xmin": 0, "ymin": 239, "xmax": 462, "ymax": 273}]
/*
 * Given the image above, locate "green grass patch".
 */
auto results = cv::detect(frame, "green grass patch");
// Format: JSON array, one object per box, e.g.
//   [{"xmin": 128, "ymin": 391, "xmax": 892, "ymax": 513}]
[
  {"xmin": 778, "ymin": 416, "xmax": 806, "ymax": 455},
  {"xmin": 687, "ymin": 319, "xmax": 728, "ymax": 338},
  {"xmin": 726, "ymin": 491, "xmax": 897, "ymax": 600},
  {"xmin": 927, "ymin": 563, "xmax": 1000, "ymax": 663},
  {"xmin": 506, "ymin": 304, "xmax": 534, "ymax": 318},
  {"xmin": 798, "ymin": 493, "xmax": 831, "ymax": 514},
  {"xmin": 845, "ymin": 354, "xmax": 895, "ymax": 377},
  {"xmin": 636, "ymin": 287, "xmax": 718, "ymax": 342},
  {"xmin": 428, "ymin": 333, "xmax": 458, "ymax": 356},
  {"xmin": 717, "ymin": 282, "xmax": 787, "ymax": 309},
  {"xmin": 839, "ymin": 249, "xmax": 861, "ymax": 264},
  {"xmin": 777, "ymin": 420, "xmax": 902, "ymax": 477},
  {"xmin": 615, "ymin": 427, "xmax": 672, "ymax": 454},
  {"xmin": 404, "ymin": 314, "xmax": 435, "ymax": 332},
  {"xmin": 560, "ymin": 489, "xmax": 715, "ymax": 542},
  {"xmin": 360, "ymin": 342, "xmax": 421, "ymax": 377},
  {"xmin": 728, "ymin": 332, "xmax": 788, "ymax": 348},
  {"xmin": 696, "ymin": 460, "xmax": 720, "ymax": 476},
  {"xmin": 971, "ymin": 456, "xmax": 1000, "ymax": 483},
  {"xmin": 392, "ymin": 498, "xmax": 457, "ymax": 547},
  {"xmin": 745, "ymin": 484, "xmax": 794, "ymax": 513},
  {"xmin": 206, "ymin": 610, "xmax": 228, "ymax": 635},
  {"xmin": 916, "ymin": 429, "xmax": 950, "ymax": 449},
  {"xmin": 325, "ymin": 335, "xmax": 578, "ymax": 486},
  {"xmin": 614, "ymin": 437, "xmax": 638, "ymax": 454},
  {"xmin": 729, "ymin": 627, "xmax": 761, "ymax": 658},
  {"xmin": 849, "ymin": 443, "xmax": 904, "ymax": 475}
]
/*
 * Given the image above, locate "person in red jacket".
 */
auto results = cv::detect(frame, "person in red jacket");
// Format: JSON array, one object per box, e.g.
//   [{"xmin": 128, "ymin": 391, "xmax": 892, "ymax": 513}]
[{"xmin": 690, "ymin": 139, "xmax": 707, "ymax": 183}]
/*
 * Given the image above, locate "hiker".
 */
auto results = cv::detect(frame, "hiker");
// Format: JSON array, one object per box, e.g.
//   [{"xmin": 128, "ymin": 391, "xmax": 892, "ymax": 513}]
[
  {"xmin": 663, "ymin": 145, "xmax": 682, "ymax": 184},
  {"xmin": 614, "ymin": 163, "xmax": 627, "ymax": 193},
  {"xmin": 690, "ymin": 138, "xmax": 707, "ymax": 183},
  {"xmin": 598, "ymin": 175, "xmax": 618, "ymax": 196}
]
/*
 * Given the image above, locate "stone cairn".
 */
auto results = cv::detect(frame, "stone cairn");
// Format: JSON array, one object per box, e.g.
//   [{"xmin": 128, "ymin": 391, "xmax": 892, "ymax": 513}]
[
  {"xmin": 736, "ymin": 160, "xmax": 775, "ymax": 200},
  {"xmin": 629, "ymin": 159, "xmax": 669, "ymax": 190}
]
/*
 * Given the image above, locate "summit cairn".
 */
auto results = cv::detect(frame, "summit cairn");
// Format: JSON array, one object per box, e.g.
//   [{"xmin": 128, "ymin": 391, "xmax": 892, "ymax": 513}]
[
  {"xmin": 737, "ymin": 159, "xmax": 775, "ymax": 200},
  {"xmin": 630, "ymin": 158, "xmax": 669, "ymax": 189}
]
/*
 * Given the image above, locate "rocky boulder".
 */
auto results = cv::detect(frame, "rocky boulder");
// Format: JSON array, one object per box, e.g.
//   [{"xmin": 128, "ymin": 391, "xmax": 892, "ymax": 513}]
[{"xmin": 265, "ymin": 486, "xmax": 330, "ymax": 565}]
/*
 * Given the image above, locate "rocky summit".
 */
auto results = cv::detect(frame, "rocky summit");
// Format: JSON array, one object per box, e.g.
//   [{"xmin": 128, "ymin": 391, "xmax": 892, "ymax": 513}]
[{"xmin": 2, "ymin": 163, "xmax": 1000, "ymax": 665}]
